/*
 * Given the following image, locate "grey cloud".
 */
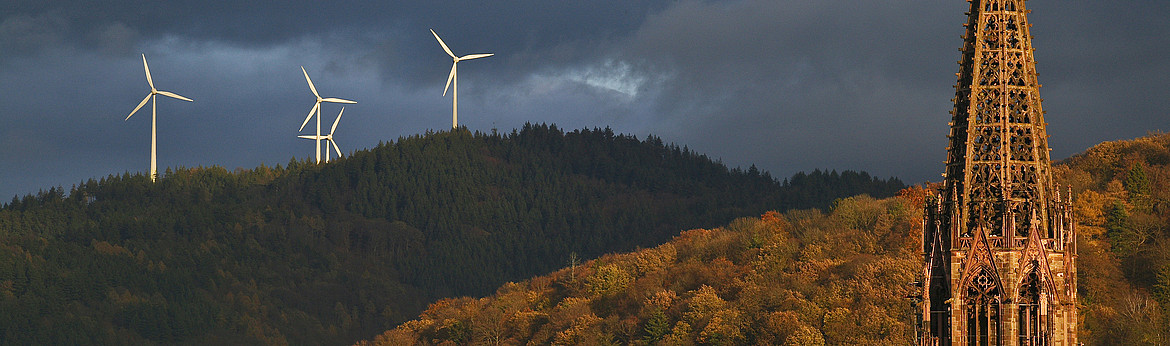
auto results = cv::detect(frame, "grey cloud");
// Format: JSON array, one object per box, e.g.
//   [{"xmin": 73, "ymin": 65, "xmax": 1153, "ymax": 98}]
[
  {"xmin": 0, "ymin": 12, "xmax": 70, "ymax": 56},
  {"xmin": 600, "ymin": 0, "xmax": 965, "ymax": 180},
  {"xmin": 1, "ymin": 0, "xmax": 1168, "ymax": 199},
  {"xmin": 90, "ymin": 21, "xmax": 139, "ymax": 55}
]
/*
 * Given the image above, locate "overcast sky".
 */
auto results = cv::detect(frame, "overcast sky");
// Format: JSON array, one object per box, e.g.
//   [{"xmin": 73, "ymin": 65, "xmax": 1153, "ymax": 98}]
[{"xmin": 1, "ymin": 1, "xmax": 1167, "ymax": 200}]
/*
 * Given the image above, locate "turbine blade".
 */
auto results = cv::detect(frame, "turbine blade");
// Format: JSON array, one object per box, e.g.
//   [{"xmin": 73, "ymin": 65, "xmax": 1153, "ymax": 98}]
[
  {"xmin": 157, "ymin": 90, "xmax": 193, "ymax": 102},
  {"xmin": 299, "ymin": 102, "xmax": 320, "ymax": 131},
  {"xmin": 330, "ymin": 107, "xmax": 343, "ymax": 135},
  {"xmin": 459, "ymin": 53, "xmax": 494, "ymax": 61},
  {"xmin": 443, "ymin": 63, "xmax": 456, "ymax": 96},
  {"xmin": 321, "ymin": 98, "xmax": 357, "ymax": 104},
  {"xmin": 142, "ymin": 54, "xmax": 154, "ymax": 90},
  {"xmin": 302, "ymin": 66, "xmax": 319, "ymax": 98},
  {"xmin": 126, "ymin": 94, "xmax": 151, "ymax": 120},
  {"xmin": 431, "ymin": 29, "xmax": 455, "ymax": 58},
  {"xmin": 331, "ymin": 139, "xmax": 343, "ymax": 158},
  {"xmin": 297, "ymin": 135, "xmax": 318, "ymax": 139}
]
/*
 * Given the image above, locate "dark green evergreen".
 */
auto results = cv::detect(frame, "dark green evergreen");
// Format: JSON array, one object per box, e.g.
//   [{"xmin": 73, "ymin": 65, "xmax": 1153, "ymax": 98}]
[{"xmin": 0, "ymin": 124, "xmax": 903, "ymax": 345}]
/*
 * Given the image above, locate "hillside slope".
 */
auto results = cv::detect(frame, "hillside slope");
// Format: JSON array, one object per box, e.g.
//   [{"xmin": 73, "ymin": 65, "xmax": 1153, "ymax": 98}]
[
  {"xmin": 360, "ymin": 132, "xmax": 1170, "ymax": 346},
  {"xmin": 359, "ymin": 195, "xmax": 923, "ymax": 345},
  {"xmin": 0, "ymin": 124, "xmax": 904, "ymax": 345},
  {"xmin": 1053, "ymin": 132, "xmax": 1170, "ymax": 345}
]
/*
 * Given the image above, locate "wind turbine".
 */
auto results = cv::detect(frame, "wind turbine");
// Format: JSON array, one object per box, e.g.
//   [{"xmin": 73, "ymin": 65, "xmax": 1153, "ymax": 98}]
[
  {"xmin": 298, "ymin": 66, "xmax": 356, "ymax": 163},
  {"xmin": 298, "ymin": 107, "xmax": 345, "ymax": 163},
  {"xmin": 124, "ymin": 54, "xmax": 193, "ymax": 182},
  {"xmin": 431, "ymin": 29, "xmax": 493, "ymax": 129}
]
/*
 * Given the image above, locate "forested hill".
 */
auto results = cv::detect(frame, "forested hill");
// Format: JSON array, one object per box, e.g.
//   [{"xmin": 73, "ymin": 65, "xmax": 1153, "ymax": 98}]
[
  {"xmin": 0, "ymin": 123, "xmax": 903, "ymax": 345},
  {"xmin": 359, "ymin": 132, "xmax": 1170, "ymax": 346},
  {"xmin": 359, "ymin": 195, "xmax": 926, "ymax": 345},
  {"xmin": 1052, "ymin": 132, "xmax": 1170, "ymax": 344}
]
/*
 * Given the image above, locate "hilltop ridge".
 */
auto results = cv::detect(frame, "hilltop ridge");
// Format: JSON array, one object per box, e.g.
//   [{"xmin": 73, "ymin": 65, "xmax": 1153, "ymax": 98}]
[{"xmin": 0, "ymin": 124, "xmax": 904, "ymax": 345}]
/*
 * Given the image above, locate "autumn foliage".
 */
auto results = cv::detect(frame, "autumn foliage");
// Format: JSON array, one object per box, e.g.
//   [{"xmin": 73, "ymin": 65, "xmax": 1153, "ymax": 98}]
[
  {"xmin": 359, "ymin": 194, "xmax": 923, "ymax": 345},
  {"xmin": 360, "ymin": 132, "xmax": 1170, "ymax": 345},
  {"xmin": 1055, "ymin": 132, "xmax": 1170, "ymax": 345}
]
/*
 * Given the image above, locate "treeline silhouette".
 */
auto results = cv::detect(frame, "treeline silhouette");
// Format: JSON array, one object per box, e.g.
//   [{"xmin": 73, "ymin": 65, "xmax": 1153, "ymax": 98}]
[{"xmin": 0, "ymin": 123, "xmax": 903, "ymax": 345}]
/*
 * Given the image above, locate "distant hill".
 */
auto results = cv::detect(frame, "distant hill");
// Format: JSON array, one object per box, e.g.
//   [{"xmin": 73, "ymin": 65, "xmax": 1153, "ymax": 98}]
[
  {"xmin": 358, "ymin": 132, "xmax": 1170, "ymax": 346},
  {"xmin": 0, "ymin": 124, "xmax": 904, "ymax": 345}
]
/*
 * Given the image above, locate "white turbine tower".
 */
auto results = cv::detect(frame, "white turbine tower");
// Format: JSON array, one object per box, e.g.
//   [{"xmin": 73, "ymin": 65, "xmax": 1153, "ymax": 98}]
[
  {"xmin": 298, "ymin": 107, "xmax": 345, "ymax": 163},
  {"xmin": 298, "ymin": 66, "xmax": 356, "ymax": 163},
  {"xmin": 431, "ymin": 29, "xmax": 493, "ymax": 129},
  {"xmin": 124, "ymin": 54, "xmax": 193, "ymax": 182}
]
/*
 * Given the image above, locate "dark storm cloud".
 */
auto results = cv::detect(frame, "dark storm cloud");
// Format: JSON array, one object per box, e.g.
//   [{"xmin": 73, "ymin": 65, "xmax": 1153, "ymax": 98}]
[
  {"xmin": 605, "ymin": 0, "xmax": 966, "ymax": 179},
  {"xmin": 597, "ymin": 0, "xmax": 1170, "ymax": 183},
  {"xmin": 2, "ymin": 1, "xmax": 667, "ymax": 82},
  {"xmin": 1027, "ymin": 2, "xmax": 1170, "ymax": 150},
  {"xmin": 0, "ymin": 11, "xmax": 70, "ymax": 55},
  {"xmin": 0, "ymin": 0, "xmax": 1168, "ymax": 199}
]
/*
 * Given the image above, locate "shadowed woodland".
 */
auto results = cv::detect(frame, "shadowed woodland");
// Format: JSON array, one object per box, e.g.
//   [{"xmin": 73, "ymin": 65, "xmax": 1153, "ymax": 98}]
[{"xmin": 0, "ymin": 124, "xmax": 902, "ymax": 345}]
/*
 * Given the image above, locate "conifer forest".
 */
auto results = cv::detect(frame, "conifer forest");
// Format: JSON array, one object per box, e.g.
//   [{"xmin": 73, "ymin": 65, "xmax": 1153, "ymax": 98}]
[{"xmin": 0, "ymin": 124, "xmax": 903, "ymax": 345}]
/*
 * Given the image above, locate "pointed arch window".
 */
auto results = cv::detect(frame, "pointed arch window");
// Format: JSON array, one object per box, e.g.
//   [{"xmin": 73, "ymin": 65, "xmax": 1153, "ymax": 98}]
[
  {"xmin": 928, "ymin": 254, "xmax": 951, "ymax": 339},
  {"xmin": 965, "ymin": 268, "xmax": 1002, "ymax": 346},
  {"xmin": 1018, "ymin": 268, "xmax": 1048, "ymax": 345}
]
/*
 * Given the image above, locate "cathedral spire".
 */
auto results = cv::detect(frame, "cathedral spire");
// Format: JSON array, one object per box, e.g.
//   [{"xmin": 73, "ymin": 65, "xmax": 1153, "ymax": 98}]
[
  {"xmin": 922, "ymin": 1, "xmax": 1077, "ymax": 345},
  {"xmin": 945, "ymin": 0, "xmax": 1054, "ymax": 241}
]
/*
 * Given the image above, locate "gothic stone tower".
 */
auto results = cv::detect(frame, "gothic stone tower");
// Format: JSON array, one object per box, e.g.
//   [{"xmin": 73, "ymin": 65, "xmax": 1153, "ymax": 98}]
[{"xmin": 921, "ymin": 0, "xmax": 1077, "ymax": 345}]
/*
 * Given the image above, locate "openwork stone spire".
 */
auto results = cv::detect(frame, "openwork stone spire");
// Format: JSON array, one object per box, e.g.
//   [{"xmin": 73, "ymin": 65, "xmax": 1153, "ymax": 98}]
[
  {"xmin": 920, "ymin": 1, "xmax": 1077, "ymax": 345},
  {"xmin": 946, "ymin": 0, "xmax": 1054, "ymax": 239}
]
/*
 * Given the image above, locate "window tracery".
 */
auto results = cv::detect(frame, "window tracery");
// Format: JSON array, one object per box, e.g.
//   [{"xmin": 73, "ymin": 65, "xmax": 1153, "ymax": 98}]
[{"xmin": 965, "ymin": 268, "xmax": 1002, "ymax": 346}]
